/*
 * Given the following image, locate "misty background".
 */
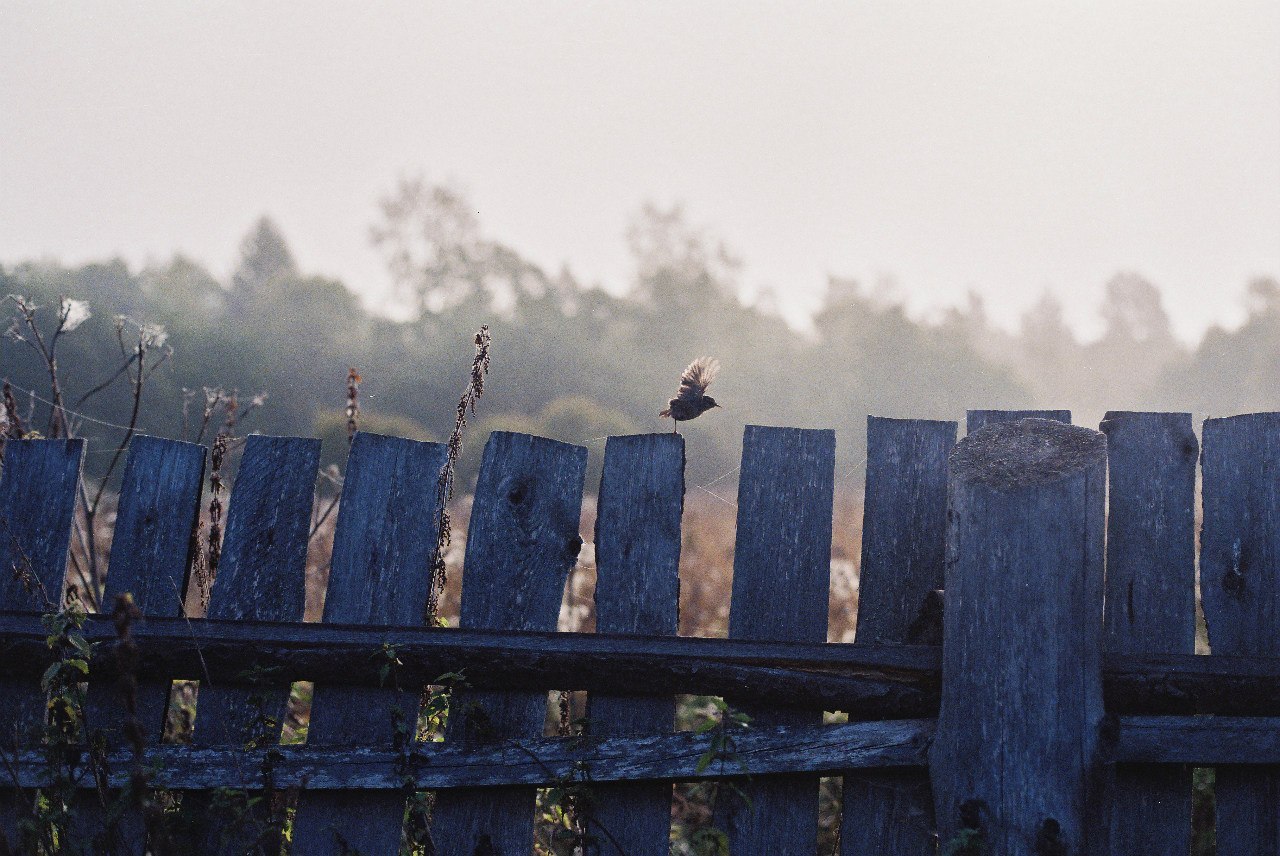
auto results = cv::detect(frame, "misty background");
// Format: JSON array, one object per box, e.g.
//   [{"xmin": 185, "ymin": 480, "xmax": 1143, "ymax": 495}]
[{"xmin": 3, "ymin": 2, "xmax": 1279, "ymax": 492}]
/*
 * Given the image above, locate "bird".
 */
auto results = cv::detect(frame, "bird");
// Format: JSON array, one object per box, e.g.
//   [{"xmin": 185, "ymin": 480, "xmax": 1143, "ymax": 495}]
[{"xmin": 660, "ymin": 356, "xmax": 721, "ymax": 433}]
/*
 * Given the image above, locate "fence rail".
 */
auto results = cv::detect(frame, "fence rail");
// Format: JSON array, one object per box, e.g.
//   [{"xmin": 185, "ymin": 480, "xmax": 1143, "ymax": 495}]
[{"xmin": 0, "ymin": 410, "xmax": 1278, "ymax": 854}]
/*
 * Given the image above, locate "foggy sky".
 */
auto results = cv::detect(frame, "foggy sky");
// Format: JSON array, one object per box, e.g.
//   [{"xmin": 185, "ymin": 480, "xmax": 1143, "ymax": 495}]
[{"xmin": 2, "ymin": 1, "xmax": 1278, "ymax": 343}]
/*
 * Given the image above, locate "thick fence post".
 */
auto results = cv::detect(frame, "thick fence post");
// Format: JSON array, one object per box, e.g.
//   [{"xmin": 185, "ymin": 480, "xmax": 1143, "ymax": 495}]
[
  {"xmin": 930, "ymin": 418, "xmax": 1108, "ymax": 854},
  {"xmin": 842, "ymin": 416, "xmax": 954, "ymax": 855},
  {"xmin": 1201, "ymin": 413, "xmax": 1280, "ymax": 853}
]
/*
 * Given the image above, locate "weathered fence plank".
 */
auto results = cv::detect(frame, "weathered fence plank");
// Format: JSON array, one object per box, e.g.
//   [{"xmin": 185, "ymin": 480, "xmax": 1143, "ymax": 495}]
[
  {"xmin": 427, "ymin": 431, "xmax": 587, "ymax": 855},
  {"xmin": 0, "ymin": 439, "xmax": 84, "ymax": 612},
  {"xmin": 186, "ymin": 435, "xmax": 319, "ymax": 854},
  {"xmin": 1201, "ymin": 413, "xmax": 1280, "ymax": 854},
  {"xmin": 83, "ymin": 435, "xmax": 206, "ymax": 852},
  {"xmin": 719, "ymin": 425, "xmax": 835, "ymax": 855},
  {"xmin": 930, "ymin": 418, "xmax": 1108, "ymax": 854},
  {"xmin": 0, "ymin": 439, "xmax": 83, "ymax": 845},
  {"xmin": 92, "ymin": 436, "xmax": 206, "ymax": 734},
  {"xmin": 843, "ymin": 416, "xmax": 954, "ymax": 855},
  {"xmin": 290, "ymin": 433, "xmax": 447, "ymax": 855},
  {"xmin": 1100, "ymin": 412, "xmax": 1197, "ymax": 855},
  {"xmin": 587, "ymin": 433, "xmax": 684, "ymax": 855},
  {"xmin": 965, "ymin": 408, "xmax": 1070, "ymax": 433}
]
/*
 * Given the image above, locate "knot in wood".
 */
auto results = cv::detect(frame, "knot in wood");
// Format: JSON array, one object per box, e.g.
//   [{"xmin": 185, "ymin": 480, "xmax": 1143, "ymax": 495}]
[
  {"xmin": 1034, "ymin": 818, "xmax": 1068, "ymax": 856},
  {"xmin": 951, "ymin": 418, "xmax": 1106, "ymax": 490}
]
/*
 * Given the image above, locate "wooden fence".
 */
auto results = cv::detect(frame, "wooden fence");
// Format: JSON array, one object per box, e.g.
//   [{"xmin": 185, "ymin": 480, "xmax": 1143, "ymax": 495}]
[{"xmin": 0, "ymin": 410, "xmax": 1278, "ymax": 855}]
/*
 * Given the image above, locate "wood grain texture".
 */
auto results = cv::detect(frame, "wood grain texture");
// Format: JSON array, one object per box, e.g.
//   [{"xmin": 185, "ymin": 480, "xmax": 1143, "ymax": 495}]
[
  {"xmin": 12, "ymin": 714, "xmax": 1280, "ymax": 791},
  {"xmin": 0, "ymin": 439, "xmax": 83, "ymax": 846},
  {"xmin": 0, "ymin": 439, "xmax": 84, "ymax": 611},
  {"xmin": 92, "ymin": 436, "xmax": 205, "ymax": 735},
  {"xmin": 930, "ymin": 418, "xmax": 1108, "ymax": 854},
  {"xmin": 587, "ymin": 433, "xmax": 684, "ymax": 855},
  {"xmin": 1114, "ymin": 716, "xmax": 1280, "ymax": 765},
  {"xmin": 965, "ymin": 408, "xmax": 1070, "ymax": 434},
  {"xmin": 843, "ymin": 417, "xmax": 954, "ymax": 855},
  {"xmin": 291, "ymin": 432, "xmax": 448, "ymax": 855},
  {"xmin": 854, "ymin": 417, "xmax": 956, "ymax": 645},
  {"xmin": 719, "ymin": 425, "xmax": 835, "ymax": 855},
  {"xmin": 10, "ymin": 718, "xmax": 936, "ymax": 791},
  {"xmin": 83, "ymin": 435, "xmax": 205, "ymax": 854},
  {"xmin": 1100, "ymin": 412, "xmax": 1197, "ymax": 855},
  {"xmin": 186, "ymin": 435, "xmax": 319, "ymax": 855},
  {"xmin": 428, "ymin": 431, "xmax": 587, "ymax": 856},
  {"xmin": 101, "ymin": 435, "xmax": 207, "ymax": 617},
  {"xmin": 1201, "ymin": 413, "xmax": 1280, "ymax": 854}
]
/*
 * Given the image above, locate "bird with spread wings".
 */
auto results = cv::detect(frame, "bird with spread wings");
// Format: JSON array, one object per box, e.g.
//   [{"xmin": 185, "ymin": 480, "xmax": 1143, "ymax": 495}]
[{"xmin": 660, "ymin": 356, "xmax": 721, "ymax": 433}]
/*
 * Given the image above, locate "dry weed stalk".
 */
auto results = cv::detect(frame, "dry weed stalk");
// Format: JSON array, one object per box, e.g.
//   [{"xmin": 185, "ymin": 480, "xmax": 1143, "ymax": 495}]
[
  {"xmin": 3, "ymin": 297, "xmax": 174, "ymax": 608},
  {"xmin": 197, "ymin": 433, "xmax": 229, "ymax": 613},
  {"xmin": 345, "ymin": 367, "xmax": 361, "ymax": 443},
  {"xmin": 427, "ymin": 325, "xmax": 490, "ymax": 621}
]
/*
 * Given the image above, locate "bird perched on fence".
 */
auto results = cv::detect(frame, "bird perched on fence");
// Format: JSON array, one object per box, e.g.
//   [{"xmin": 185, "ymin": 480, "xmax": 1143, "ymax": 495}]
[{"xmin": 660, "ymin": 356, "xmax": 721, "ymax": 433}]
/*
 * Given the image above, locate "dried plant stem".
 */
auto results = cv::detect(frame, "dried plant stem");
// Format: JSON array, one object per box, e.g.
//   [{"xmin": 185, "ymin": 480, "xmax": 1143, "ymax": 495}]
[
  {"xmin": 346, "ymin": 367, "xmax": 361, "ymax": 443},
  {"xmin": 427, "ymin": 325, "xmax": 490, "ymax": 622},
  {"xmin": 200, "ymin": 433, "xmax": 229, "ymax": 613}
]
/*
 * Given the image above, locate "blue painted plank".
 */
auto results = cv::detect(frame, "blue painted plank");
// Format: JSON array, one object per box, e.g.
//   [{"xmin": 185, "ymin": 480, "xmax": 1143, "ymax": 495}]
[
  {"xmin": 82, "ymin": 435, "xmax": 205, "ymax": 853},
  {"xmin": 185, "ymin": 435, "xmax": 319, "ymax": 855},
  {"xmin": 290, "ymin": 432, "xmax": 448, "ymax": 855},
  {"xmin": 0, "ymin": 439, "xmax": 83, "ymax": 846},
  {"xmin": 966, "ymin": 409, "xmax": 1070, "ymax": 434},
  {"xmin": 1201, "ymin": 413, "xmax": 1280, "ymax": 854},
  {"xmin": 1101, "ymin": 412, "xmax": 1197, "ymax": 856},
  {"xmin": 0, "ymin": 439, "xmax": 84, "ymax": 611},
  {"xmin": 587, "ymin": 433, "xmax": 684, "ymax": 855},
  {"xmin": 101, "ymin": 435, "xmax": 207, "ymax": 618},
  {"xmin": 843, "ymin": 417, "xmax": 954, "ymax": 855},
  {"xmin": 719, "ymin": 425, "xmax": 836, "ymax": 855},
  {"xmin": 427, "ymin": 432, "xmax": 588, "ymax": 856}
]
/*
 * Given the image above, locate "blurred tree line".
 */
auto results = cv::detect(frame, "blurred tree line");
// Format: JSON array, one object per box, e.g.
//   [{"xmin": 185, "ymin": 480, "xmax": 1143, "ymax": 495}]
[{"xmin": 3, "ymin": 178, "xmax": 1276, "ymax": 493}]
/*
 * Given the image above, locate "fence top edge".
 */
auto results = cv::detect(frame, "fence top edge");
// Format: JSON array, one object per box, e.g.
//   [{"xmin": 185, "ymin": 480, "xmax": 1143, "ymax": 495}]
[
  {"xmin": 951, "ymin": 418, "xmax": 1106, "ymax": 490},
  {"xmin": 1202, "ymin": 411, "xmax": 1280, "ymax": 429}
]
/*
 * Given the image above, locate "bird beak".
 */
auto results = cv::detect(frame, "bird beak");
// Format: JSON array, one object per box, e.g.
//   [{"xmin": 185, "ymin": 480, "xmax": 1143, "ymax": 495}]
[{"xmin": 714, "ymin": 403, "xmax": 722, "ymax": 408}]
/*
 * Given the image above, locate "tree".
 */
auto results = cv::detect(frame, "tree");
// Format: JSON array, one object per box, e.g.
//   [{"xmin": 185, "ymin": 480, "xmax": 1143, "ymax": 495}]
[
  {"xmin": 370, "ymin": 177, "xmax": 562, "ymax": 318},
  {"xmin": 1098, "ymin": 272, "xmax": 1174, "ymax": 345},
  {"xmin": 228, "ymin": 217, "xmax": 297, "ymax": 320},
  {"xmin": 626, "ymin": 202, "xmax": 740, "ymax": 310}
]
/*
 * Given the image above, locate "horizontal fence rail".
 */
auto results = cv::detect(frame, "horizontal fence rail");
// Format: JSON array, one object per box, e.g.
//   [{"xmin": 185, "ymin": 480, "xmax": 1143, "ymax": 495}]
[
  {"xmin": 0, "ymin": 410, "xmax": 1278, "ymax": 855},
  {"xmin": 7, "ymin": 716, "xmax": 1280, "ymax": 793},
  {"xmin": 1, "ymin": 614, "xmax": 1278, "ymax": 716}
]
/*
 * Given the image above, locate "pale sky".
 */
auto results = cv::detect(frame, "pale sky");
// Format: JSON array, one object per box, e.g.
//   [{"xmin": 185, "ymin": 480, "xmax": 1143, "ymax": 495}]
[{"xmin": 2, "ymin": 2, "xmax": 1278, "ymax": 343}]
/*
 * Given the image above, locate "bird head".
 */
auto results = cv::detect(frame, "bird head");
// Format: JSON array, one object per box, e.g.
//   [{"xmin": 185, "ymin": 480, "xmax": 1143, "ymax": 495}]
[{"xmin": 700, "ymin": 396, "xmax": 720, "ymax": 412}]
